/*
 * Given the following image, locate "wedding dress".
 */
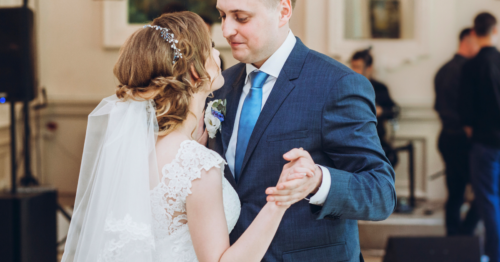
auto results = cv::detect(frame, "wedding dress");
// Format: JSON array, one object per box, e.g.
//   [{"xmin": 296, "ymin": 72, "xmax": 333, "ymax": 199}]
[
  {"xmin": 150, "ymin": 140, "xmax": 241, "ymax": 261},
  {"xmin": 61, "ymin": 95, "xmax": 241, "ymax": 262}
]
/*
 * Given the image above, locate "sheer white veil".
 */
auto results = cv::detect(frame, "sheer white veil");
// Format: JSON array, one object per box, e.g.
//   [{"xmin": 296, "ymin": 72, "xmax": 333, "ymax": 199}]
[{"xmin": 61, "ymin": 95, "xmax": 160, "ymax": 262}]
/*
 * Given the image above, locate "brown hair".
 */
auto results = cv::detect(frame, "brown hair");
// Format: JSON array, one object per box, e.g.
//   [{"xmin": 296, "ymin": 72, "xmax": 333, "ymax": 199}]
[
  {"xmin": 114, "ymin": 11, "xmax": 213, "ymax": 135},
  {"xmin": 474, "ymin": 12, "xmax": 497, "ymax": 37}
]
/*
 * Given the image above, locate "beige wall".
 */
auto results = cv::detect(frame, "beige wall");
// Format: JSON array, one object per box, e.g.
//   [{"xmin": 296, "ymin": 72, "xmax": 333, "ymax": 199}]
[
  {"xmin": 38, "ymin": 0, "xmax": 119, "ymax": 101},
  {"xmin": 1, "ymin": 0, "xmax": 500, "ymax": 200}
]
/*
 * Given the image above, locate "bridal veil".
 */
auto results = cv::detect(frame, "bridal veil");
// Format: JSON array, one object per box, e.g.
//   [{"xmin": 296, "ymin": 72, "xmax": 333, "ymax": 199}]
[{"xmin": 61, "ymin": 95, "xmax": 159, "ymax": 261}]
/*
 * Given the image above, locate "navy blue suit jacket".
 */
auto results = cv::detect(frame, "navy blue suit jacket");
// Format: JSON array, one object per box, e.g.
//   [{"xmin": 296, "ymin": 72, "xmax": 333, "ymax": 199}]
[{"xmin": 209, "ymin": 38, "xmax": 396, "ymax": 262}]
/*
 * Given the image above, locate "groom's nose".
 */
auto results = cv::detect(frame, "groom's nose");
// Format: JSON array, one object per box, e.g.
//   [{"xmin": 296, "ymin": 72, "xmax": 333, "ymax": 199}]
[{"xmin": 222, "ymin": 18, "xmax": 237, "ymax": 40}]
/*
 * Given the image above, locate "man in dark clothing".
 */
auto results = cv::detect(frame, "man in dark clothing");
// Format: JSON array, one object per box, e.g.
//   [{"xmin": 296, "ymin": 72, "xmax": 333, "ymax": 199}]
[
  {"xmin": 435, "ymin": 28, "xmax": 480, "ymax": 237},
  {"xmin": 459, "ymin": 13, "xmax": 500, "ymax": 262},
  {"xmin": 351, "ymin": 49, "xmax": 399, "ymax": 167}
]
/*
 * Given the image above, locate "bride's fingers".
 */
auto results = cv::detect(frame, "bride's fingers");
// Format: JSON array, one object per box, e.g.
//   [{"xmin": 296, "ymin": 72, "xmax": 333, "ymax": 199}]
[
  {"xmin": 265, "ymin": 187, "xmax": 277, "ymax": 195},
  {"xmin": 265, "ymin": 181, "xmax": 301, "ymax": 196},
  {"xmin": 266, "ymin": 188, "xmax": 292, "ymax": 198},
  {"xmin": 267, "ymin": 175, "xmax": 306, "ymax": 195},
  {"xmin": 277, "ymin": 178, "xmax": 306, "ymax": 191},
  {"xmin": 273, "ymin": 193, "xmax": 304, "ymax": 206}
]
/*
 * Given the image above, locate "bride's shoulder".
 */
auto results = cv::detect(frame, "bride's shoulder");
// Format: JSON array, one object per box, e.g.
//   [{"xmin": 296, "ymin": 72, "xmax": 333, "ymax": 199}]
[
  {"xmin": 178, "ymin": 140, "xmax": 226, "ymax": 170},
  {"xmin": 156, "ymin": 133, "xmax": 226, "ymax": 176},
  {"xmin": 158, "ymin": 140, "xmax": 225, "ymax": 183}
]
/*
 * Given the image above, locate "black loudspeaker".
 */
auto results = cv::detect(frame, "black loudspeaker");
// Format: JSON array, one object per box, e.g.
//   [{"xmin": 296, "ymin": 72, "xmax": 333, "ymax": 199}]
[
  {"xmin": 383, "ymin": 236, "xmax": 481, "ymax": 262},
  {"xmin": 0, "ymin": 188, "xmax": 57, "ymax": 262},
  {"xmin": 0, "ymin": 7, "xmax": 38, "ymax": 102}
]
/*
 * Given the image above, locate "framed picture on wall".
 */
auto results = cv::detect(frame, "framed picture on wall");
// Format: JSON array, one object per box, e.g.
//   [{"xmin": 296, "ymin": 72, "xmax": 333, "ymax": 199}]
[
  {"xmin": 128, "ymin": 0, "xmax": 219, "ymax": 24},
  {"xmin": 331, "ymin": 0, "xmax": 430, "ymax": 70},
  {"xmin": 103, "ymin": 0, "xmax": 227, "ymax": 49},
  {"xmin": 369, "ymin": 0, "xmax": 401, "ymax": 39}
]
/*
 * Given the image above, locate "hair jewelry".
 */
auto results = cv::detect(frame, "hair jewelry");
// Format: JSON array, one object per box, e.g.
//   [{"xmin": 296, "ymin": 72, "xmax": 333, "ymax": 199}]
[{"xmin": 143, "ymin": 25, "xmax": 183, "ymax": 65}]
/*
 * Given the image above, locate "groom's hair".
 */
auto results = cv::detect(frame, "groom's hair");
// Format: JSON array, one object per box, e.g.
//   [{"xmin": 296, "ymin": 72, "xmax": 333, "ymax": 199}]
[{"xmin": 265, "ymin": 0, "xmax": 296, "ymax": 9}]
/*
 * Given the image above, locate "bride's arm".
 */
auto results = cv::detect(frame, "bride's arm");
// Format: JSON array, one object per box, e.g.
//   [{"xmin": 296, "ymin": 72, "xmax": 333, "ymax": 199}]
[{"xmin": 186, "ymin": 167, "xmax": 287, "ymax": 262}]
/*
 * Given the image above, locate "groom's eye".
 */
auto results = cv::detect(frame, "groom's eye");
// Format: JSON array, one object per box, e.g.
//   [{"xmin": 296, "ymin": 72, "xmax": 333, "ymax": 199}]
[{"xmin": 236, "ymin": 16, "xmax": 248, "ymax": 23}]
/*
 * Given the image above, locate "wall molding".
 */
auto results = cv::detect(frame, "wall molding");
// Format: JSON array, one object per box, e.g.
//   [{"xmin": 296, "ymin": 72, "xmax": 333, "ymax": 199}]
[
  {"xmin": 0, "ymin": 101, "xmax": 440, "ymax": 197},
  {"xmin": 399, "ymin": 106, "xmax": 439, "ymax": 121},
  {"xmin": 0, "ymin": 102, "xmax": 439, "ymax": 146},
  {"xmin": 0, "ymin": 99, "xmax": 99, "ymax": 144},
  {"xmin": 0, "ymin": 100, "xmax": 437, "ymax": 129},
  {"xmin": 44, "ymin": 99, "xmax": 99, "ymax": 118}
]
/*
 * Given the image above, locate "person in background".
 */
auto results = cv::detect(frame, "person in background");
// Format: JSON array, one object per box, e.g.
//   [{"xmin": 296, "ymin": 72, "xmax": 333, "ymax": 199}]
[
  {"xmin": 200, "ymin": 14, "xmax": 225, "ymax": 71},
  {"xmin": 351, "ymin": 48, "xmax": 399, "ymax": 167},
  {"xmin": 200, "ymin": 14, "xmax": 214, "ymax": 33},
  {"xmin": 459, "ymin": 12, "xmax": 500, "ymax": 262},
  {"xmin": 435, "ymin": 28, "xmax": 480, "ymax": 237}
]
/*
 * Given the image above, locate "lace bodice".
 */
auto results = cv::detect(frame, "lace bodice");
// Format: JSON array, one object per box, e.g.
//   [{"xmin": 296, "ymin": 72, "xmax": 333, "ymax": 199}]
[{"xmin": 150, "ymin": 140, "xmax": 241, "ymax": 261}]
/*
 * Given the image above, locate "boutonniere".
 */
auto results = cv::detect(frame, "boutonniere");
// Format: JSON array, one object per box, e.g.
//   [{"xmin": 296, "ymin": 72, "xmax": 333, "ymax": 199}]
[{"xmin": 204, "ymin": 99, "xmax": 226, "ymax": 139}]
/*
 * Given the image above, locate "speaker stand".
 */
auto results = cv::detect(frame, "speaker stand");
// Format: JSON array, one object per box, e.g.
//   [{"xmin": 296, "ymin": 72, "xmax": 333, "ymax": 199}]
[
  {"xmin": 10, "ymin": 101, "xmax": 17, "ymax": 194},
  {"xmin": 19, "ymin": 98, "xmax": 38, "ymax": 187}
]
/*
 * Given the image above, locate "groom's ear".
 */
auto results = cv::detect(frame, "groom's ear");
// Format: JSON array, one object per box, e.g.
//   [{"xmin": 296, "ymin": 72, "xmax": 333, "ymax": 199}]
[{"xmin": 278, "ymin": 0, "xmax": 293, "ymax": 28}]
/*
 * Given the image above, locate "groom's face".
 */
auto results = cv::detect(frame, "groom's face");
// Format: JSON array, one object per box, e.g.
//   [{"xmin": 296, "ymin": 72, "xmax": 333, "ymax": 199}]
[{"xmin": 217, "ymin": 0, "xmax": 283, "ymax": 64}]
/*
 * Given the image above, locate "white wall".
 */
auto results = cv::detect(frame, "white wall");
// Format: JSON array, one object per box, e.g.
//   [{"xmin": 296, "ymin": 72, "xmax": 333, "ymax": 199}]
[{"xmin": 1, "ymin": 0, "xmax": 500, "ymax": 201}]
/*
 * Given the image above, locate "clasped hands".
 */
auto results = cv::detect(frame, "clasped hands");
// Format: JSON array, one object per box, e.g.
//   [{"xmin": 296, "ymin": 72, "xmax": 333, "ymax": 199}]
[
  {"xmin": 195, "ymin": 113, "xmax": 323, "ymax": 207},
  {"xmin": 266, "ymin": 148, "xmax": 323, "ymax": 208}
]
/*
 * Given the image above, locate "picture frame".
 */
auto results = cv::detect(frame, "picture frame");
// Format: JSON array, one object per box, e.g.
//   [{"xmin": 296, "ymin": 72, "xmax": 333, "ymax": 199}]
[
  {"xmin": 328, "ymin": 0, "xmax": 431, "ymax": 71},
  {"xmin": 102, "ymin": 0, "xmax": 228, "ymax": 49}
]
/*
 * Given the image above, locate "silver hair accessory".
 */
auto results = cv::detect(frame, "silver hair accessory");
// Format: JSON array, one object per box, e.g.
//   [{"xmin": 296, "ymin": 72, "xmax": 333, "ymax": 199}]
[{"xmin": 143, "ymin": 25, "xmax": 183, "ymax": 65}]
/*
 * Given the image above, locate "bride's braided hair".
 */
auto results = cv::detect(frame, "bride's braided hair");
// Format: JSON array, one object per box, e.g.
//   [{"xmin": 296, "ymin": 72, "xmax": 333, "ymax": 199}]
[{"xmin": 114, "ymin": 12, "xmax": 213, "ymax": 135}]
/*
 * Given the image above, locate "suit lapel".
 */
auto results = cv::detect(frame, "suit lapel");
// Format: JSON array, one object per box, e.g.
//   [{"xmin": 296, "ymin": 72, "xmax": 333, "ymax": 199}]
[
  {"xmin": 219, "ymin": 66, "xmax": 246, "ymax": 188},
  {"xmin": 238, "ymin": 75, "xmax": 295, "ymax": 183},
  {"xmin": 221, "ymin": 66, "xmax": 246, "ymax": 156}
]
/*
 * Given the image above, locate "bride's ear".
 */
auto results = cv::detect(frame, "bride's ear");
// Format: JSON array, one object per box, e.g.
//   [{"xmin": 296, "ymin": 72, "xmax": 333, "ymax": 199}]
[{"xmin": 190, "ymin": 64, "xmax": 200, "ymax": 81}]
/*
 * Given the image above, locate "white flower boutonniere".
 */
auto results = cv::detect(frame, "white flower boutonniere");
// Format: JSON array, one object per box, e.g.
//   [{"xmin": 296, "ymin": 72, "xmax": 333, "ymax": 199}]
[{"xmin": 204, "ymin": 99, "xmax": 227, "ymax": 139}]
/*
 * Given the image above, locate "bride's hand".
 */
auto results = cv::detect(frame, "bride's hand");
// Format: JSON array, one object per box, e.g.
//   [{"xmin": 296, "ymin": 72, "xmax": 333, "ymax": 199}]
[
  {"xmin": 265, "ymin": 148, "xmax": 322, "ymax": 208},
  {"xmin": 196, "ymin": 111, "xmax": 208, "ymax": 146},
  {"xmin": 265, "ymin": 164, "xmax": 314, "ymax": 208}
]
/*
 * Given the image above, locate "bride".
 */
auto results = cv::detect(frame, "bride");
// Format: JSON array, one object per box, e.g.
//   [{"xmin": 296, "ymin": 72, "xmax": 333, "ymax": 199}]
[{"xmin": 61, "ymin": 11, "xmax": 305, "ymax": 262}]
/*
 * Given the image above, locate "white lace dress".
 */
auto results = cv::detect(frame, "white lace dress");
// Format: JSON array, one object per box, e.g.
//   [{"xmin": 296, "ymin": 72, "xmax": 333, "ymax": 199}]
[{"xmin": 150, "ymin": 140, "xmax": 241, "ymax": 261}]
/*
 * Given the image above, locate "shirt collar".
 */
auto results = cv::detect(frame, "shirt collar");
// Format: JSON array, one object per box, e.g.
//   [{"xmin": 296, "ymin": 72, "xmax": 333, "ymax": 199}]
[{"xmin": 245, "ymin": 30, "xmax": 297, "ymax": 84}]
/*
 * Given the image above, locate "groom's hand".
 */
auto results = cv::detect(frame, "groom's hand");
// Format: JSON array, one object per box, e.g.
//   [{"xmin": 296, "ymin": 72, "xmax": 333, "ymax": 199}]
[{"xmin": 265, "ymin": 148, "xmax": 323, "ymax": 206}]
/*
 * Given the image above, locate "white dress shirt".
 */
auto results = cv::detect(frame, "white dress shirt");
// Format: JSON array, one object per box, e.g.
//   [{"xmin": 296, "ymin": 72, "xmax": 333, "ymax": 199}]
[{"xmin": 225, "ymin": 31, "xmax": 331, "ymax": 206}]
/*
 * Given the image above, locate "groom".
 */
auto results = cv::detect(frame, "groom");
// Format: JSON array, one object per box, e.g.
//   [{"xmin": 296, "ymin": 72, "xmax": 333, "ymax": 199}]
[{"xmin": 209, "ymin": 0, "xmax": 396, "ymax": 261}]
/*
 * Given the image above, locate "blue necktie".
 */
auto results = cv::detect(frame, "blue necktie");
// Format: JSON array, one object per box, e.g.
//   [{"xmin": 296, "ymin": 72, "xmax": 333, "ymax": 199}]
[{"xmin": 234, "ymin": 71, "xmax": 269, "ymax": 182}]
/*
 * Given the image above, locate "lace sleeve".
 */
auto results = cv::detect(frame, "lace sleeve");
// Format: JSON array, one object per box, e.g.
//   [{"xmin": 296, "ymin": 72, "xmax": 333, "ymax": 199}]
[
  {"xmin": 151, "ymin": 140, "xmax": 226, "ymax": 237},
  {"xmin": 165, "ymin": 141, "xmax": 226, "ymax": 196}
]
